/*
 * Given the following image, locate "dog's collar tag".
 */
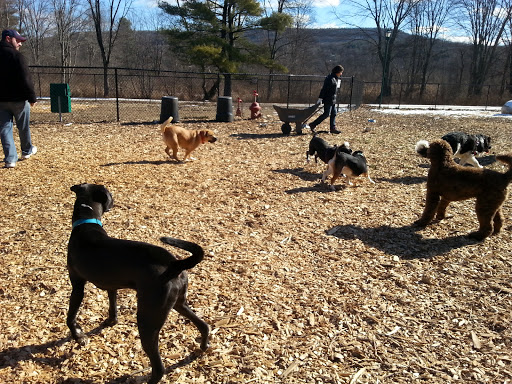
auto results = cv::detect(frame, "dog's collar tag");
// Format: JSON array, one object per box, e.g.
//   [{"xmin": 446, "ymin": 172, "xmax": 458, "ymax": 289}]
[{"xmin": 72, "ymin": 218, "xmax": 103, "ymax": 229}]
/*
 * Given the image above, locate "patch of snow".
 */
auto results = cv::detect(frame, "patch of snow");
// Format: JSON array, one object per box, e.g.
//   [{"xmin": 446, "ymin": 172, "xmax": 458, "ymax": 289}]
[{"xmin": 369, "ymin": 104, "xmax": 512, "ymax": 118}]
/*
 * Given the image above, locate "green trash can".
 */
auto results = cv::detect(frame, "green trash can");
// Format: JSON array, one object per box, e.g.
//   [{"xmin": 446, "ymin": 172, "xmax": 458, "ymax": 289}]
[{"xmin": 50, "ymin": 83, "xmax": 71, "ymax": 113}]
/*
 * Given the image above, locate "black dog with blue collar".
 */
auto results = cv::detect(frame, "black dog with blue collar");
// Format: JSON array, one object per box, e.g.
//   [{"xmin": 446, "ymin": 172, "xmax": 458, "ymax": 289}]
[
  {"xmin": 67, "ymin": 183, "xmax": 210, "ymax": 384},
  {"xmin": 72, "ymin": 218, "xmax": 102, "ymax": 228}
]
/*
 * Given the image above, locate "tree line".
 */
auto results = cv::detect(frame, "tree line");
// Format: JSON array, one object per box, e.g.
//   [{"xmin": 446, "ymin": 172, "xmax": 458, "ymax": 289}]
[{"xmin": 2, "ymin": 0, "xmax": 512, "ymax": 102}]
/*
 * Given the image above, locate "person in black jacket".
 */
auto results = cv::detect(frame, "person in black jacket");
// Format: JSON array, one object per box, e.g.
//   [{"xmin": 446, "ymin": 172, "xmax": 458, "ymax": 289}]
[
  {"xmin": 306, "ymin": 65, "xmax": 344, "ymax": 134},
  {"xmin": 0, "ymin": 29, "xmax": 37, "ymax": 168}
]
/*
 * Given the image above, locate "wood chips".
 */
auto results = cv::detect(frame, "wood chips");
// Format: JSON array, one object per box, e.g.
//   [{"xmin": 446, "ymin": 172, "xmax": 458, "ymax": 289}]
[{"xmin": 0, "ymin": 106, "xmax": 511, "ymax": 383}]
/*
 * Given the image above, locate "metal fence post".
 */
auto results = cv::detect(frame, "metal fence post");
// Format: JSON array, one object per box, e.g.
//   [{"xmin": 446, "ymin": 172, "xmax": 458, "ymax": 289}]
[
  {"xmin": 287, "ymin": 75, "xmax": 291, "ymax": 108},
  {"xmin": 398, "ymin": 83, "xmax": 403, "ymax": 108},
  {"xmin": 485, "ymin": 85, "xmax": 491, "ymax": 110},
  {"xmin": 435, "ymin": 83, "xmax": 440, "ymax": 109},
  {"xmin": 349, "ymin": 76, "xmax": 355, "ymax": 111},
  {"xmin": 115, "ymin": 68, "xmax": 120, "ymax": 122}
]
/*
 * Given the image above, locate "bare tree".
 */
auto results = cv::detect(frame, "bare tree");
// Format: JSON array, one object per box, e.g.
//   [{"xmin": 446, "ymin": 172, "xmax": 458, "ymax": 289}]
[
  {"xmin": 13, "ymin": 0, "xmax": 51, "ymax": 64},
  {"xmin": 282, "ymin": 0, "xmax": 315, "ymax": 74},
  {"xmin": 260, "ymin": 0, "xmax": 302, "ymax": 99},
  {"xmin": 52, "ymin": 0, "xmax": 86, "ymax": 81},
  {"xmin": 342, "ymin": 0, "xmax": 421, "ymax": 101},
  {"xmin": 456, "ymin": 0, "xmax": 512, "ymax": 95},
  {"xmin": 260, "ymin": 0, "xmax": 294, "ymax": 70},
  {"xmin": 404, "ymin": 0, "xmax": 452, "ymax": 98},
  {"xmin": 0, "ymin": 0, "xmax": 17, "ymax": 27},
  {"xmin": 86, "ymin": 0, "xmax": 133, "ymax": 96},
  {"xmin": 504, "ymin": 21, "xmax": 512, "ymax": 94}
]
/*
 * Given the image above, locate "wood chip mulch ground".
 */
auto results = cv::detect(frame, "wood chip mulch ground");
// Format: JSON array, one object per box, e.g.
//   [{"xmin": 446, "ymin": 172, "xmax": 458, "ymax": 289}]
[{"xmin": 0, "ymin": 106, "xmax": 511, "ymax": 383}]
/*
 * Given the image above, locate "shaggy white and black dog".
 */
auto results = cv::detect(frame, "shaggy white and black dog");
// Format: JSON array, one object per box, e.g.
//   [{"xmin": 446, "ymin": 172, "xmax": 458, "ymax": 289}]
[{"xmin": 416, "ymin": 132, "xmax": 491, "ymax": 168}]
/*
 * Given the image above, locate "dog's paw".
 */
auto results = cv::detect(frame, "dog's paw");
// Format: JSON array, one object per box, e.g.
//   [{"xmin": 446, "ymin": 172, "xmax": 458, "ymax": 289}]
[
  {"xmin": 199, "ymin": 340, "xmax": 210, "ymax": 352},
  {"xmin": 74, "ymin": 334, "xmax": 89, "ymax": 347},
  {"xmin": 103, "ymin": 317, "xmax": 118, "ymax": 327},
  {"xmin": 467, "ymin": 231, "xmax": 487, "ymax": 241},
  {"xmin": 412, "ymin": 220, "xmax": 427, "ymax": 228}
]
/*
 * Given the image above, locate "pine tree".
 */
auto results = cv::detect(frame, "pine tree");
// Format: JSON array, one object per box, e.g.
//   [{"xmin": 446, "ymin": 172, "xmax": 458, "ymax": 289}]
[{"xmin": 160, "ymin": 0, "xmax": 289, "ymax": 98}]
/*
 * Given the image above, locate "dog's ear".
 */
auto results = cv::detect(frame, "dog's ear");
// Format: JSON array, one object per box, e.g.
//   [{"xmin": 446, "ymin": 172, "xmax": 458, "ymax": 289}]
[
  {"xmin": 92, "ymin": 185, "xmax": 114, "ymax": 212},
  {"xmin": 70, "ymin": 183, "xmax": 87, "ymax": 194}
]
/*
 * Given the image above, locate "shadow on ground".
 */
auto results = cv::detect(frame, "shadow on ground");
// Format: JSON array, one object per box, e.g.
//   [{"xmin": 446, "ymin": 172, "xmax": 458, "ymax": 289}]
[
  {"xmin": 101, "ymin": 159, "xmax": 172, "ymax": 167},
  {"xmin": 327, "ymin": 223, "xmax": 478, "ymax": 259},
  {"xmin": 230, "ymin": 132, "xmax": 286, "ymax": 140},
  {"xmin": 0, "ymin": 322, "xmax": 200, "ymax": 384}
]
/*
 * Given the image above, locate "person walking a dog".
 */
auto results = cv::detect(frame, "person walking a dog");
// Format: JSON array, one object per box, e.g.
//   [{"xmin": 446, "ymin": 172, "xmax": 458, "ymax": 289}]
[
  {"xmin": 306, "ymin": 65, "xmax": 344, "ymax": 134},
  {"xmin": 0, "ymin": 29, "xmax": 37, "ymax": 168}
]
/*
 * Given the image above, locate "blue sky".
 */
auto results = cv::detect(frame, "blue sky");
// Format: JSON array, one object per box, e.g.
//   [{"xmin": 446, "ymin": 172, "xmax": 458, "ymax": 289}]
[
  {"xmin": 131, "ymin": 0, "xmax": 364, "ymax": 30},
  {"xmin": 130, "ymin": 0, "xmax": 469, "ymax": 42},
  {"xmin": 308, "ymin": 0, "xmax": 470, "ymax": 42},
  {"xmin": 310, "ymin": 0, "xmax": 360, "ymax": 28}
]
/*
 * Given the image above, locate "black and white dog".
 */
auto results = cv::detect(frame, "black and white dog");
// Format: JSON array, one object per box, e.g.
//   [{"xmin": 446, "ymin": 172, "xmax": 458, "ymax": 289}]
[
  {"xmin": 322, "ymin": 147, "xmax": 375, "ymax": 190},
  {"xmin": 416, "ymin": 132, "xmax": 491, "ymax": 168},
  {"xmin": 306, "ymin": 134, "xmax": 351, "ymax": 164}
]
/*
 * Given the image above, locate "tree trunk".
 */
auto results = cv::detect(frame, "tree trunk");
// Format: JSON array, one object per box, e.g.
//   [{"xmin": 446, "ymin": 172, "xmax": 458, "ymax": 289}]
[
  {"xmin": 223, "ymin": 73, "xmax": 232, "ymax": 97},
  {"xmin": 509, "ymin": 44, "xmax": 512, "ymax": 94},
  {"xmin": 203, "ymin": 76, "xmax": 220, "ymax": 100}
]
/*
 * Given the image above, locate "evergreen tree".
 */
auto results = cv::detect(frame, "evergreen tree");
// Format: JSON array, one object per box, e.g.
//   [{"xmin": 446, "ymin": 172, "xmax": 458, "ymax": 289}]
[{"xmin": 160, "ymin": 0, "xmax": 288, "ymax": 98}]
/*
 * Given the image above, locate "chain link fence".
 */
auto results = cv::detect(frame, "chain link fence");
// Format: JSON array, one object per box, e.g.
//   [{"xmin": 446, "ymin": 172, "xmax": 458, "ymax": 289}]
[{"xmin": 29, "ymin": 66, "xmax": 364, "ymax": 124}]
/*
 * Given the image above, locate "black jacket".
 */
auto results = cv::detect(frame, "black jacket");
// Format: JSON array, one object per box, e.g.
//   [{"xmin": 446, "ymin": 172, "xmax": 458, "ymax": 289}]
[
  {"xmin": 0, "ymin": 41, "xmax": 37, "ymax": 103},
  {"xmin": 318, "ymin": 73, "xmax": 340, "ymax": 105}
]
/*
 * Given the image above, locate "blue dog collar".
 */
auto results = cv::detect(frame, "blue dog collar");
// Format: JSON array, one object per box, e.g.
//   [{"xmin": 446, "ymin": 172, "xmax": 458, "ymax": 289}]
[{"xmin": 72, "ymin": 218, "xmax": 103, "ymax": 229}]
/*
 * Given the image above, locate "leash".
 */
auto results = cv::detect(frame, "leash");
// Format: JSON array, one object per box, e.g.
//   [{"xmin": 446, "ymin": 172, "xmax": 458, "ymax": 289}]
[{"xmin": 72, "ymin": 218, "xmax": 103, "ymax": 229}]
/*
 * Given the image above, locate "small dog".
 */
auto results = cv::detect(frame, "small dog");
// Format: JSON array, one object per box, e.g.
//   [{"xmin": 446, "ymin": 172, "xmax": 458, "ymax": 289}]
[
  {"xmin": 306, "ymin": 134, "xmax": 351, "ymax": 164},
  {"xmin": 161, "ymin": 116, "xmax": 217, "ymax": 161},
  {"xmin": 416, "ymin": 132, "xmax": 491, "ymax": 168},
  {"xmin": 67, "ymin": 183, "xmax": 210, "ymax": 384},
  {"xmin": 322, "ymin": 148, "xmax": 375, "ymax": 190},
  {"xmin": 413, "ymin": 140, "xmax": 512, "ymax": 241}
]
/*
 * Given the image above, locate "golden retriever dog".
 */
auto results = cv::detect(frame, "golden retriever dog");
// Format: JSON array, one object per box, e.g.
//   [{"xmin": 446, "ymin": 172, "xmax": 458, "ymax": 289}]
[
  {"xmin": 413, "ymin": 139, "xmax": 512, "ymax": 241},
  {"xmin": 160, "ymin": 117, "xmax": 217, "ymax": 161}
]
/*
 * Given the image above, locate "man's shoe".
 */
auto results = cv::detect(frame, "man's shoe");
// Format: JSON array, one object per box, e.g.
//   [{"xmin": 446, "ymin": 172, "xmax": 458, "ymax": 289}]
[
  {"xmin": 330, "ymin": 128, "xmax": 341, "ymax": 134},
  {"xmin": 22, "ymin": 146, "xmax": 37, "ymax": 159},
  {"xmin": 4, "ymin": 162, "xmax": 16, "ymax": 168}
]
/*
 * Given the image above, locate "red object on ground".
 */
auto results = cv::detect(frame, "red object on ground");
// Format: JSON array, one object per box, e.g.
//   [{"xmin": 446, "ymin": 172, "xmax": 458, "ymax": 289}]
[{"xmin": 249, "ymin": 90, "xmax": 262, "ymax": 119}]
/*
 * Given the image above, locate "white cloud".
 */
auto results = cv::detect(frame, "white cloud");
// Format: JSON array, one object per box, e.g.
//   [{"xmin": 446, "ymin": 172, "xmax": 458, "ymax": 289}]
[
  {"xmin": 315, "ymin": 0, "xmax": 341, "ymax": 7},
  {"xmin": 312, "ymin": 22, "xmax": 343, "ymax": 28},
  {"xmin": 133, "ymin": 0, "xmax": 159, "ymax": 9}
]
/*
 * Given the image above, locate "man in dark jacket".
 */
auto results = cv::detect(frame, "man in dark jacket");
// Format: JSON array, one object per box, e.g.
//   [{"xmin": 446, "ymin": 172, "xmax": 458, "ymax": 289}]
[
  {"xmin": 306, "ymin": 65, "xmax": 344, "ymax": 134},
  {"xmin": 0, "ymin": 29, "xmax": 37, "ymax": 168}
]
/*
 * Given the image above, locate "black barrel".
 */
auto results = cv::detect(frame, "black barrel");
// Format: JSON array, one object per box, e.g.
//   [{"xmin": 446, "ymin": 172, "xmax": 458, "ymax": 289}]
[
  {"xmin": 216, "ymin": 96, "xmax": 234, "ymax": 122},
  {"xmin": 160, "ymin": 96, "xmax": 180, "ymax": 123}
]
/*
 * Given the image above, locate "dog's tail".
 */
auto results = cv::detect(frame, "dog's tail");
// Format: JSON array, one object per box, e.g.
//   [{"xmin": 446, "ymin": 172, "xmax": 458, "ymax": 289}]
[
  {"xmin": 160, "ymin": 116, "xmax": 173, "ymax": 133},
  {"xmin": 496, "ymin": 154, "xmax": 512, "ymax": 179},
  {"xmin": 415, "ymin": 140, "xmax": 429, "ymax": 158},
  {"xmin": 159, "ymin": 237, "xmax": 204, "ymax": 280}
]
